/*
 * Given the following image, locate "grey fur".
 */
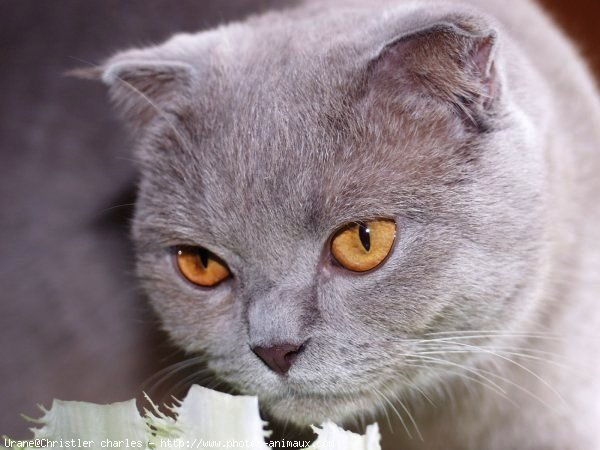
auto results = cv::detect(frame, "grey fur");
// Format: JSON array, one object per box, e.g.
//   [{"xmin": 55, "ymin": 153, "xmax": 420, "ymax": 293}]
[
  {"xmin": 0, "ymin": 0, "xmax": 297, "ymax": 438},
  {"xmin": 95, "ymin": 0, "xmax": 600, "ymax": 448}
]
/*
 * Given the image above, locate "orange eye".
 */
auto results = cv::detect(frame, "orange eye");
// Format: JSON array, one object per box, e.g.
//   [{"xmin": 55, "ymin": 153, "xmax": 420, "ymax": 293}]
[
  {"xmin": 330, "ymin": 219, "xmax": 396, "ymax": 272},
  {"xmin": 175, "ymin": 246, "xmax": 231, "ymax": 287}
]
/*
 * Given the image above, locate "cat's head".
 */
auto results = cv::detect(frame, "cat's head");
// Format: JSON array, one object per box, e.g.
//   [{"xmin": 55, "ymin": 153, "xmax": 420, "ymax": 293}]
[{"xmin": 90, "ymin": 4, "xmax": 549, "ymax": 426}]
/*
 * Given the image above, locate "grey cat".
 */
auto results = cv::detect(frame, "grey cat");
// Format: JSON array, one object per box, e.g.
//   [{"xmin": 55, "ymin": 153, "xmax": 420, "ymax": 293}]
[{"xmin": 84, "ymin": 0, "xmax": 600, "ymax": 448}]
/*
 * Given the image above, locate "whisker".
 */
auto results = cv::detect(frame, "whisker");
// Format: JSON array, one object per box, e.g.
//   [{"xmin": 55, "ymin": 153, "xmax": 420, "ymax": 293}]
[
  {"xmin": 418, "ymin": 341, "xmax": 569, "ymax": 408},
  {"xmin": 414, "ymin": 347, "xmax": 576, "ymax": 374},
  {"xmin": 402, "ymin": 353, "xmax": 507, "ymax": 394},
  {"xmin": 98, "ymin": 203, "xmax": 136, "ymax": 214},
  {"xmin": 418, "ymin": 342, "xmax": 568, "ymax": 359},
  {"xmin": 403, "ymin": 361, "xmax": 518, "ymax": 407},
  {"xmin": 280, "ymin": 414, "xmax": 290, "ymax": 441},
  {"xmin": 391, "ymin": 390, "xmax": 423, "ymax": 441},
  {"xmin": 412, "ymin": 353, "xmax": 563, "ymax": 413},
  {"xmin": 373, "ymin": 389, "xmax": 394, "ymax": 435},
  {"xmin": 372, "ymin": 386, "xmax": 412, "ymax": 439},
  {"xmin": 414, "ymin": 334, "xmax": 570, "ymax": 344},
  {"xmin": 141, "ymin": 356, "xmax": 209, "ymax": 394},
  {"xmin": 168, "ymin": 369, "xmax": 217, "ymax": 398},
  {"xmin": 398, "ymin": 373, "xmax": 436, "ymax": 408},
  {"xmin": 422, "ymin": 330, "xmax": 585, "ymax": 338}
]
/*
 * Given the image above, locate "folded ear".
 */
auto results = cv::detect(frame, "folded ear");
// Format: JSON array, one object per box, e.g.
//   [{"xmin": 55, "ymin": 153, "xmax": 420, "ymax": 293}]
[
  {"xmin": 72, "ymin": 49, "xmax": 195, "ymax": 131},
  {"xmin": 368, "ymin": 16, "xmax": 500, "ymax": 130}
]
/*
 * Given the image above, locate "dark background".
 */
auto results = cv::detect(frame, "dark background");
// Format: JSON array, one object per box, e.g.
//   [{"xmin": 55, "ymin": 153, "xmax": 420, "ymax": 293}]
[{"xmin": 1, "ymin": 0, "xmax": 598, "ymax": 438}]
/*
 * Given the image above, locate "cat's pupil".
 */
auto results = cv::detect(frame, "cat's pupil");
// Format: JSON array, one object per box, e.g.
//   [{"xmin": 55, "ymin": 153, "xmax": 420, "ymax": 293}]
[
  {"xmin": 358, "ymin": 222, "xmax": 371, "ymax": 252},
  {"xmin": 197, "ymin": 248, "xmax": 210, "ymax": 268}
]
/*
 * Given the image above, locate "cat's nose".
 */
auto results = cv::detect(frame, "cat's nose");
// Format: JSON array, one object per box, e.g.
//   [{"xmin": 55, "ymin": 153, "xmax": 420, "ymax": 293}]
[{"xmin": 251, "ymin": 342, "xmax": 305, "ymax": 375}]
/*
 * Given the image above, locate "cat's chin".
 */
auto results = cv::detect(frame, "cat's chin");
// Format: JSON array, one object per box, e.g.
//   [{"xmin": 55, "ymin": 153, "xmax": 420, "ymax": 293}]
[{"xmin": 260, "ymin": 390, "xmax": 379, "ymax": 427}]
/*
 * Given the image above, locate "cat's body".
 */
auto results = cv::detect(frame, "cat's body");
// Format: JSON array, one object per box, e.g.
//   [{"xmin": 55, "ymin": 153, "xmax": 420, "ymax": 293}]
[{"xmin": 89, "ymin": 0, "xmax": 600, "ymax": 448}]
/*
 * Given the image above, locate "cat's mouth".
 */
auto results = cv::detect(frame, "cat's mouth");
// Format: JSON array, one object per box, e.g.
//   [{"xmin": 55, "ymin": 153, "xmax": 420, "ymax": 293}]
[{"xmin": 259, "ymin": 387, "xmax": 378, "ymax": 427}]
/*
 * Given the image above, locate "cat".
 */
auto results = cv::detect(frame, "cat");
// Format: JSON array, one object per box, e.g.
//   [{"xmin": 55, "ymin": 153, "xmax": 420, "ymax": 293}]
[{"xmin": 82, "ymin": 0, "xmax": 600, "ymax": 448}]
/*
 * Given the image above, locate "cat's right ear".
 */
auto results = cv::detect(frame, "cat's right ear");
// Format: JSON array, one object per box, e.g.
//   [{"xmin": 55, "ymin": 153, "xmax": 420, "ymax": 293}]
[
  {"xmin": 365, "ymin": 14, "xmax": 501, "ymax": 131},
  {"xmin": 70, "ymin": 52, "xmax": 195, "ymax": 131}
]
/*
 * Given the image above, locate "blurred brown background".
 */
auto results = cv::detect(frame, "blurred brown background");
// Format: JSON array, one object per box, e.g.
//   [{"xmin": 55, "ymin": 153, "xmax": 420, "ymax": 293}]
[
  {"xmin": 540, "ymin": 0, "xmax": 600, "ymax": 76},
  {"xmin": 1, "ymin": 0, "xmax": 599, "ymax": 439}
]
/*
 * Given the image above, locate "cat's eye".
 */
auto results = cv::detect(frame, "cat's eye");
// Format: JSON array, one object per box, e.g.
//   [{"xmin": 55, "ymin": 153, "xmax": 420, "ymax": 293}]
[
  {"xmin": 175, "ymin": 246, "xmax": 231, "ymax": 287},
  {"xmin": 330, "ymin": 219, "xmax": 396, "ymax": 272}
]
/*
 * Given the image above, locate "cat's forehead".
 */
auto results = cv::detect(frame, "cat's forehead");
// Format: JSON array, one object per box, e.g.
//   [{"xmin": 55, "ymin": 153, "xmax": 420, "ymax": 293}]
[
  {"xmin": 137, "ymin": 11, "xmax": 477, "ymax": 251},
  {"xmin": 149, "ymin": 92, "xmax": 462, "ymax": 254}
]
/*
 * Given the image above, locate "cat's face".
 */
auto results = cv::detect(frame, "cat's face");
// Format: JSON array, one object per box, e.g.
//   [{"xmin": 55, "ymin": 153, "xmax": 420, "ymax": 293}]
[{"xmin": 98, "ymin": 7, "xmax": 548, "ymax": 425}]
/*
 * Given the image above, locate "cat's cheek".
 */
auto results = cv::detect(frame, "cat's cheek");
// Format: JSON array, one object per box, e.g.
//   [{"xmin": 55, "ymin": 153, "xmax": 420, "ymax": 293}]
[
  {"xmin": 151, "ymin": 290, "xmax": 240, "ymax": 353},
  {"xmin": 136, "ymin": 252, "xmax": 243, "ymax": 352}
]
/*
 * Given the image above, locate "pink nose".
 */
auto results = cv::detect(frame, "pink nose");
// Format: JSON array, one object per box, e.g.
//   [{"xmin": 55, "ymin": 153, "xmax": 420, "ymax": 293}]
[{"xmin": 252, "ymin": 343, "xmax": 305, "ymax": 375}]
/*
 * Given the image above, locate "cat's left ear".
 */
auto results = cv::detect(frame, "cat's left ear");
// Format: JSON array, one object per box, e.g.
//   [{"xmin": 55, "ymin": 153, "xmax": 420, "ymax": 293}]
[
  {"xmin": 367, "ymin": 15, "xmax": 500, "ymax": 129},
  {"xmin": 72, "ymin": 50, "xmax": 195, "ymax": 131}
]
